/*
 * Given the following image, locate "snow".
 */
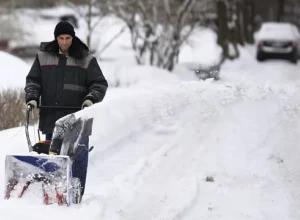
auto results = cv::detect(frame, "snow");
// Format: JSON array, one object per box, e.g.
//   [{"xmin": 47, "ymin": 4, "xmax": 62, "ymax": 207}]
[
  {"xmin": 1, "ymin": 5, "xmax": 300, "ymax": 220},
  {"xmin": 101, "ymin": 64, "xmax": 181, "ymax": 88},
  {"xmin": 1, "ymin": 49, "xmax": 300, "ymax": 219},
  {"xmin": 0, "ymin": 51, "xmax": 30, "ymax": 90},
  {"xmin": 179, "ymin": 28, "xmax": 222, "ymax": 67},
  {"xmin": 254, "ymin": 22, "xmax": 300, "ymax": 42}
]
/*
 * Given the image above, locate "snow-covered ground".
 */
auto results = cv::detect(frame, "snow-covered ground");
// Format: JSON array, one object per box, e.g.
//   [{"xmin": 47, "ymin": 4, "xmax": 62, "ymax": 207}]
[
  {"xmin": 1, "ymin": 53, "xmax": 300, "ymax": 219},
  {"xmin": 0, "ymin": 51, "xmax": 30, "ymax": 90},
  {"xmin": 1, "ymin": 5, "xmax": 300, "ymax": 220}
]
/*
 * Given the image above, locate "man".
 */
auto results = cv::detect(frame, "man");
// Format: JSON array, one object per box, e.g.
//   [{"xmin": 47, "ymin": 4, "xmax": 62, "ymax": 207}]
[{"xmin": 24, "ymin": 21, "xmax": 108, "ymax": 203}]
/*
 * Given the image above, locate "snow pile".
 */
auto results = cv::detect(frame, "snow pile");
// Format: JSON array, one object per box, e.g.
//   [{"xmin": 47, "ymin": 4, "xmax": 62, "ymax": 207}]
[
  {"xmin": 0, "ymin": 51, "xmax": 30, "ymax": 90},
  {"xmin": 102, "ymin": 64, "xmax": 181, "ymax": 88},
  {"xmin": 179, "ymin": 28, "xmax": 222, "ymax": 67},
  {"xmin": 221, "ymin": 45, "xmax": 300, "ymax": 84},
  {"xmin": 1, "ymin": 68, "xmax": 300, "ymax": 219}
]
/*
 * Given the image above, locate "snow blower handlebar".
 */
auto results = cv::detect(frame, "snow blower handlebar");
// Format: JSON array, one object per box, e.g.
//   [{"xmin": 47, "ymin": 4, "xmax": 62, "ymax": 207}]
[
  {"xmin": 39, "ymin": 106, "xmax": 82, "ymax": 110},
  {"xmin": 25, "ymin": 104, "xmax": 34, "ymax": 152},
  {"xmin": 25, "ymin": 105, "xmax": 82, "ymax": 152}
]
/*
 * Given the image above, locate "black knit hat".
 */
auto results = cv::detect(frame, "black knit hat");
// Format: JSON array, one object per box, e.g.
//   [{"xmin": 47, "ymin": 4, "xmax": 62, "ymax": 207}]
[{"xmin": 54, "ymin": 21, "xmax": 75, "ymax": 39}]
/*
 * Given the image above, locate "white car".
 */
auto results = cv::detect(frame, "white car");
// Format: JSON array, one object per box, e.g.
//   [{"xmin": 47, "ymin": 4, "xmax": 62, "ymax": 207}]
[{"xmin": 254, "ymin": 22, "xmax": 300, "ymax": 64}]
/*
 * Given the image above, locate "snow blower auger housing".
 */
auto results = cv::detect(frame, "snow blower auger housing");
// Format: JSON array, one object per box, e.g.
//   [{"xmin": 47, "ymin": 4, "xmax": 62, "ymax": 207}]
[{"xmin": 4, "ymin": 105, "xmax": 93, "ymax": 206}]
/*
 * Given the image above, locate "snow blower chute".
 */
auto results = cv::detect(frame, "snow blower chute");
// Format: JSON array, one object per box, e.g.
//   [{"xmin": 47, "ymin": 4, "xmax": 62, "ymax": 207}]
[{"xmin": 4, "ymin": 105, "xmax": 93, "ymax": 206}]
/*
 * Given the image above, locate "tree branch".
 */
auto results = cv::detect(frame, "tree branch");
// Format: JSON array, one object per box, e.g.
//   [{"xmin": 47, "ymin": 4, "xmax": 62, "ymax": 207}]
[{"xmin": 97, "ymin": 25, "xmax": 127, "ymax": 57}]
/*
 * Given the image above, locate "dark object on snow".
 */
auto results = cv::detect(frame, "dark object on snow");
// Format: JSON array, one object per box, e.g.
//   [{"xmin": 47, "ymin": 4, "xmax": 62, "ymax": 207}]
[
  {"xmin": 206, "ymin": 176, "xmax": 215, "ymax": 182},
  {"xmin": 32, "ymin": 140, "xmax": 51, "ymax": 155},
  {"xmin": 0, "ymin": 39, "xmax": 9, "ymax": 51},
  {"xmin": 195, "ymin": 65, "xmax": 220, "ymax": 81}
]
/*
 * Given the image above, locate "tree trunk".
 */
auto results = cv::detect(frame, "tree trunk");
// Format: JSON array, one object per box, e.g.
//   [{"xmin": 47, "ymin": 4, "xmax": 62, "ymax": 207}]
[
  {"xmin": 228, "ymin": 2, "xmax": 240, "ymax": 60},
  {"xmin": 248, "ymin": 2, "xmax": 255, "ymax": 44},
  {"xmin": 86, "ymin": 0, "xmax": 92, "ymax": 48},
  {"xmin": 243, "ymin": 2, "xmax": 255, "ymax": 44},
  {"xmin": 277, "ymin": 0, "xmax": 285, "ymax": 22},
  {"xmin": 236, "ymin": 2, "xmax": 245, "ymax": 46},
  {"xmin": 217, "ymin": 0, "xmax": 229, "ymax": 63}
]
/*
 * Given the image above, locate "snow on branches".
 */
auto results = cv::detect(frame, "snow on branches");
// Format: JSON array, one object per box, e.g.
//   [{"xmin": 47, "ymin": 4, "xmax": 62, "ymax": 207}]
[{"xmin": 101, "ymin": 0, "xmax": 209, "ymax": 71}]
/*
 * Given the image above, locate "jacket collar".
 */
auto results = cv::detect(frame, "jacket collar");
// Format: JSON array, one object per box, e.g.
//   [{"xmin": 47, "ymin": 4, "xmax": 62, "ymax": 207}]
[{"xmin": 40, "ymin": 36, "xmax": 89, "ymax": 59}]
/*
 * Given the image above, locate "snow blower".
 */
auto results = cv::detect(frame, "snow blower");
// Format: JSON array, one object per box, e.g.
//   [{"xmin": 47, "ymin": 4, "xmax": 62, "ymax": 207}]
[{"xmin": 4, "ymin": 105, "xmax": 93, "ymax": 206}]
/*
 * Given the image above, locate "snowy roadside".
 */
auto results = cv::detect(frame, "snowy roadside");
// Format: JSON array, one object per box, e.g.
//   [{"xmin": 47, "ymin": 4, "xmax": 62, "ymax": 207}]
[
  {"xmin": 83, "ymin": 75, "xmax": 300, "ymax": 220},
  {"xmin": 1, "ymin": 67, "xmax": 300, "ymax": 219}
]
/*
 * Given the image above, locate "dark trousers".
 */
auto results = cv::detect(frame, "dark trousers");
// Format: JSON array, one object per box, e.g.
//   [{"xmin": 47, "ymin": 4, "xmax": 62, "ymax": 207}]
[
  {"xmin": 73, "ymin": 136, "xmax": 89, "ymax": 196},
  {"xmin": 45, "ymin": 133, "xmax": 53, "ymax": 141},
  {"xmin": 46, "ymin": 133, "xmax": 89, "ymax": 196}
]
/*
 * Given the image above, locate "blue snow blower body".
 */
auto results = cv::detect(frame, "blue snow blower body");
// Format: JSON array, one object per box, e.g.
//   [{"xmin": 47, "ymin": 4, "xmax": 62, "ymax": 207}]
[{"xmin": 4, "ymin": 105, "xmax": 93, "ymax": 206}]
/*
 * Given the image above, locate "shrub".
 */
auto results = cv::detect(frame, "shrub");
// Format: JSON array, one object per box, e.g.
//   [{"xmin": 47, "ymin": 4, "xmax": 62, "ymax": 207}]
[{"xmin": 0, "ymin": 88, "xmax": 38, "ymax": 131}]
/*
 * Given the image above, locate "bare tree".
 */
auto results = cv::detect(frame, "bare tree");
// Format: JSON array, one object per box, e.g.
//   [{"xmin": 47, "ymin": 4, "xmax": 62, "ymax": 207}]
[
  {"xmin": 242, "ymin": 1, "xmax": 255, "ymax": 43},
  {"xmin": 0, "ymin": 0, "xmax": 56, "ymax": 8},
  {"xmin": 99, "ymin": 0, "xmax": 203, "ymax": 71},
  {"xmin": 0, "ymin": 16, "xmax": 23, "ymax": 41},
  {"xmin": 216, "ymin": 0, "xmax": 255, "ymax": 63},
  {"xmin": 277, "ymin": 0, "xmax": 286, "ymax": 22},
  {"xmin": 0, "ymin": 2, "xmax": 30, "ymax": 46},
  {"xmin": 59, "ymin": 0, "xmax": 105, "ymax": 48},
  {"xmin": 283, "ymin": 0, "xmax": 300, "ymax": 29},
  {"xmin": 96, "ymin": 25, "xmax": 127, "ymax": 58}
]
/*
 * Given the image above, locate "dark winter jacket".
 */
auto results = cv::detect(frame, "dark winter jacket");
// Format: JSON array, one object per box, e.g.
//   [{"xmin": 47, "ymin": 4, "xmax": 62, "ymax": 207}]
[{"xmin": 25, "ymin": 37, "xmax": 108, "ymax": 134}]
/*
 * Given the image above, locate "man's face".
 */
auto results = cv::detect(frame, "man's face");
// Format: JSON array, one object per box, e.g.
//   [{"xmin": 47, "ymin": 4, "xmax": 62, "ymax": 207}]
[{"xmin": 57, "ymin": 34, "xmax": 73, "ymax": 51}]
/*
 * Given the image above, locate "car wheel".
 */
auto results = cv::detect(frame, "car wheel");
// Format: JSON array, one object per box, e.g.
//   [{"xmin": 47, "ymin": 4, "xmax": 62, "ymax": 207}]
[
  {"xmin": 290, "ymin": 51, "xmax": 298, "ymax": 64},
  {"xmin": 291, "ymin": 58, "xmax": 298, "ymax": 64},
  {"xmin": 256, "ymin": 51, "xmax": 265, "ymax": 62}
]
